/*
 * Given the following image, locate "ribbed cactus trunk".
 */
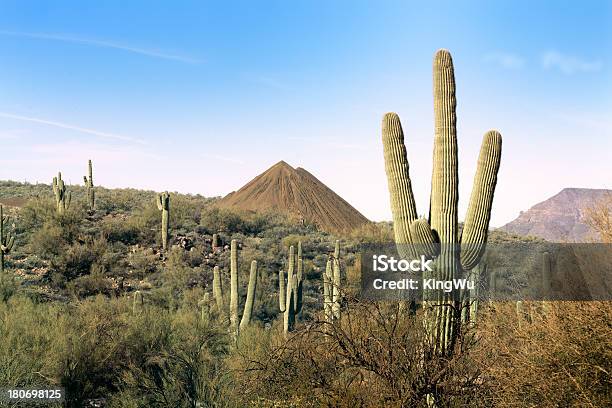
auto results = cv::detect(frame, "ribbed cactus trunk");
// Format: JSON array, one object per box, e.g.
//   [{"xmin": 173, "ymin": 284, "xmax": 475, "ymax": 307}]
[
  {"xmin": 156, "ymin": 192, "xmax": 170, "ymax": 251},
  {"xmin": 83, "ymin": 160, "xmax": 95, "ymax": 211},
  {"xmin": 52, "ymin": 172, "xmax": 71, "ymax": 215},
  {"xmin": 0, "ymin": 206, "xmax": 15, "ymax": 275},
  {"xmin": 229, "ymin": 239, "xmax": 239, "ymax": 335},
  {"xmin": 381, "ymin": 49, "xmax": 502, "ymax": 356},
  {"xmin": 283, "ymin": 267, "xmax": 295, "ymax": 334},
  {"xmin": 213, "ymin": 266, "xmax": 224, "ymax": 316},
  {"xmin": 322, "ymin": 241, "xmax": 341, "ymax": 324},
  {"xmin": 323, "ymin": 259, "xmax": 332, "ymax": 323},
  {"xmin": 332, "ymin": 240, "xmax": 341, "ymax": 321},
  {"xmin": 279, "ymin": 244, "xmax": 304, "ymax": 335},
  {"xmin": 239, "ymin": 260, "xmax": 258, "ymax": 329},
  {"xmin": 212, "ymin": 233, "xmax": 219, "ymax": 251},
  {"xmin": 296, "ymin": 241, "xmax": 304, "ymax": 319}
]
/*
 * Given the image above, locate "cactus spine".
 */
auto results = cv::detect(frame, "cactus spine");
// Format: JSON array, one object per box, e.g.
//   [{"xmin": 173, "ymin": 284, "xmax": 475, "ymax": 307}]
[
  {"xmin": 52, "ymin": 172, "xmax": 71, "ymax": 214},
  {"xmin": 381, "ymin": 49, "xmax": 502, "ymax": 355},
  {"xmin": 212, "ymin": 240, "xmax": 259, "ymax": 337},
  {"xmin": 156, "ymin": 192, "xmax": 170, "ymax": 250},
  {"xmin": 83, "ymin": 160, "xmax": 95, "ymax": 211},
  {"xmin": 0, "ymin": 206, "xmax": 15, "ymax": 275}
]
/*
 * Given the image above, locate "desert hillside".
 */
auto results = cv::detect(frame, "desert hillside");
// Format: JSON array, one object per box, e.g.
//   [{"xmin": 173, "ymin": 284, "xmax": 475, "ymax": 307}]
[
  {"xmin": 500, "ymin": 188, "xmax": 611, "ymax": 242},
  {"xmin": 217, "ymin": 160, "xmax": 370, "ymax": 233}
]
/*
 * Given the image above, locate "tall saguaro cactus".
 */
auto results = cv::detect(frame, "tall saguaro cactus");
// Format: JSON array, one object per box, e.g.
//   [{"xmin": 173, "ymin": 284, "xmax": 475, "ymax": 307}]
[
  {"xmin": 239, "ymin": 260, "xmax": 258, "ymax": 329},
  {"xmin": 229, "ymin": 239, "xmax": 239, "ymax": 332},
  {"xmin": 83, "ymin": 160, "xmax": 95, "ymax": 211},
  {"xmin": 0, "ymin": 206, "xmax": 15, "ymax": 274},
  {"xmin": 156, "ymin": 192, "xmax": 170, "ymax": 250},
  {"xmin": 52, "ymin": 172, "xmax": 71, "ymax": 215},
  {"xmin": 212, "ymin": 240, "xmax": 259, "ymax": 337},
  {"xmin": 279, "ymin": 244, "xmax": 304, "ymax": 334},
  {"xmin": 381, "ymin": 49, "xmax": 502, "ymax": 355}
]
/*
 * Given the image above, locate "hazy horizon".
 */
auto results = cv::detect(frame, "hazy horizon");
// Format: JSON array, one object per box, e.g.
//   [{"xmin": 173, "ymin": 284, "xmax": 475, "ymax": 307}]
[{"xmin": 1, "ymin": 1, "xmax": 610, "ymax": 227}]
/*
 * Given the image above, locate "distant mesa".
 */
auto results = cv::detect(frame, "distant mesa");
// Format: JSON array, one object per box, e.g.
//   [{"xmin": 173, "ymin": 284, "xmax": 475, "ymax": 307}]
[
  {"xmin": 500, "ymin": 188, "xmax": 611, "ymax": 242},
  {"xmin": 216, "ymin": 160, "xmax": 370, "ymax": 233}
]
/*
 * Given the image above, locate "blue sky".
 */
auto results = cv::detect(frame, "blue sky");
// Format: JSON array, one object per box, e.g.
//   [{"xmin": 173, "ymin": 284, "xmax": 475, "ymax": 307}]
[{"xmin": 0, "ymin": 0, "xmax": 610, "ymax": 226}]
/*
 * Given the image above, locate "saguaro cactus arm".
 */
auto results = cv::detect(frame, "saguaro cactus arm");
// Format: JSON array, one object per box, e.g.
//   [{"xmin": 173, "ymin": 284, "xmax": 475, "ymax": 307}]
[
  {"xmin": 410, "ymin": 218, "xmax": 440, "ymax": 259},
  {"xmin": 382, "ymin": 113, "xmax": 418, "ymax": 251},
  {"xmin": 460, "ymin": 131, "xmax": 502, "ymax": 270}
]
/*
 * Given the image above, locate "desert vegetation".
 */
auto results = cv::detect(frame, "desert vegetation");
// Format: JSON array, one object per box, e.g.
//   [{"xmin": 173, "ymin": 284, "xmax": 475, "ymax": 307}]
[{"xmin": 0, "ymin": 49, "xmax": 609, "ymax": 407}]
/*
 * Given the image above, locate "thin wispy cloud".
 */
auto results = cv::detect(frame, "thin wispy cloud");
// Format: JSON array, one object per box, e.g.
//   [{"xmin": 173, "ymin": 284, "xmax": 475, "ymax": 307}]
[
  {"xmin": 0, "ymin": 30, "xmax": 201, "ymax": 64},
  {"xmin": 541, "ymin": 51, "xmax": 603, "ymax": 74},
  {"xmin": 483, "ymin": 52, "xmax": 525, "ymax": 69},
  {"xmin": 0, "ymin": 112, "xmax": 146, "ymax": 144}
]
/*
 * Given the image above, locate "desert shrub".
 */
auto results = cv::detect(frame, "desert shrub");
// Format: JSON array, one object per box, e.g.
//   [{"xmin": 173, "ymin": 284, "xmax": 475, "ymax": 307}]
[
  {"xmin": 50, "ymin": 237, "xmax": 109, "ymax": 282},
  {"xmin": 111, "ymin": 305, "xmax": 232, "ymax": 407},
  {"xmin": 348, "ymin": 221, "xmax": 394, "ymax": 243},
  {"xmin": 200, "ymin": 207, "xmax": 248, "ymax": 234},
  {"xmin": 101, "ymin": 215, "xmax": 141, "ymax": 245},
  {"xmin": 585, "ymin": 194, "xmax": 612, "ymax": 242},
  {"xmin": 0, "ymin": 297, "xmax": 68, "ymax": 395},
  {"xmin": 477, "ymin": 301, "xmax": 612, "ymax": 407},
  {"xmin": 94, "ymin": 188, "xmax": 156, "ymax": 214},
  {"xmin": 68, "ymin": 265, "xmax": 114, "ymax": 298},
  {"xmin": 237, "ymin": 299, "xmax": 485, "ymax": 407},
  {"xmin": 127, "ymin": 247, "xmax": 160, "ymax": 279}
]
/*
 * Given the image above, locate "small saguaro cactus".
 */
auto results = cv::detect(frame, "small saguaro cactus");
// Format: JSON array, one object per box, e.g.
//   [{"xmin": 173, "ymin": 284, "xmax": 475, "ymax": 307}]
[
  {"xmin": 278, "ymin": 244, "xmax": 304, "ymax": 334},
  {"xmin": 381, "ymin": 49, "xmax": 502, "ymax": 355},
  {"xmin": 83, "ymin": 160, "xmax": 95, "ymax": 211},
  {"xmin": 199, "ymin": 293, "xmax": 211, "ymax": 321},
  {"xmin": 212, "ymin": 240, "xmax": 259, "ymax": 337},
  {"xmin": 212, "ymin": 233, "xmax": 219, "ymax": 251},
  {"xmin": 52, "ymin": 172, "xmax": 72, "ymax": 214},
  {"xmin": 0, "ymin": 206, "xmax": 15, "ymax": 274},
  {"xmin": 133, "ymin": 290, "xmax": 143, "ymax": 314},
  {"xmin": 156, "ymin": 192, "xmax": 170, "ymax": 250}
]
